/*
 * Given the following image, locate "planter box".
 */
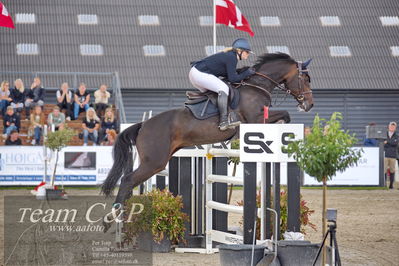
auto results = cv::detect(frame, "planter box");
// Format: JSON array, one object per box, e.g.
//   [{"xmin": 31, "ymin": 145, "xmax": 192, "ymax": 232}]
[
  {"xmin": 138, "ymin": 232, "xmax": 171, "ymax": 253},
  {"xmin": 219, "ymin": 244, "xmax": 270, "ymax": 266},
  {"xmin": 277, "ymin": 240, "xmax": 331, "ymax": 266}
]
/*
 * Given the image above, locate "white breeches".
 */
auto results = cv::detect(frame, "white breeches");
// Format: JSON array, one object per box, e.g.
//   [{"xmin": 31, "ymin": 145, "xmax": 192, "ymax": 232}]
[{"xmin": 189, "ymin": 67, "xmax": 229, "ymax": 95}]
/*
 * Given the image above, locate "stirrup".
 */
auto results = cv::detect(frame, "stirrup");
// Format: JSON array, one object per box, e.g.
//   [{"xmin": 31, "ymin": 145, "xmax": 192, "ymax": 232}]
[
  {"xmin": 227, "ymin": 112, "xmax": 241, "ymax": 129},
  {"xmin": 219, "ymin": 121, "xmax": 229, "ymax": 131}
]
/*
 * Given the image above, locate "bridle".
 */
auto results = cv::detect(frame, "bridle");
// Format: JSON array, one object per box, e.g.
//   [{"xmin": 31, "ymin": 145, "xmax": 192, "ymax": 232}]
[{"xmin": 237, "ymin": 62, "xmax": 312, "ymax": 104}]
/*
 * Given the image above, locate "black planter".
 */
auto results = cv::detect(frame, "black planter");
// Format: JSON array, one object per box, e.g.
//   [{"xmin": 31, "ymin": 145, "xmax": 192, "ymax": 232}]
[
  {"xmin": 219, "ymin": 244, "xmax": 268, "ymax": 266},
  {"xmin": 137, "ymin": 232, "xmax": 171, "ymax": 253}
]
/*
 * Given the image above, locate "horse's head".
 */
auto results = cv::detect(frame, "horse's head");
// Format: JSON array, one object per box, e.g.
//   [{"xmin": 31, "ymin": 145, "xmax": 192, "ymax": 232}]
[
  {"xmin": 283, "ymin": 58, "xmax": 314, "ymax": 112},
  {"xmin": 251, "ymin": 53, "xmax": 314, "ymax": 112}
]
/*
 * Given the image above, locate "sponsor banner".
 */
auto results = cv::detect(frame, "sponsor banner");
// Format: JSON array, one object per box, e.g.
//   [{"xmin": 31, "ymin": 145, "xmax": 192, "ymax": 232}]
[
  {"xmin": 240, "ymin": 124, "xmax": 304, "ymax": 162},
  {"xmin": 0, "ymin": 146, "xmax": 113, "ymax": 185},
  {"xmin": 304, "ymin": 147, "xmax": 379, "ymax": 185}
]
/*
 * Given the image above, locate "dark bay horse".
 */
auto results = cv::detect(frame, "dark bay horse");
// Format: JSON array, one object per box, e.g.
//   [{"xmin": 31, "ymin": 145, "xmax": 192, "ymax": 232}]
[{"xmin": 102, "ymin": 53, "xmax": 314, "ymax": 207}]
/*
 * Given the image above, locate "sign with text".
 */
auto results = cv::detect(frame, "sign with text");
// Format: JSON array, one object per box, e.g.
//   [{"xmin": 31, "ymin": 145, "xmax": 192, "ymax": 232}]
[
  {"xmin": 0, "ymin": 146, "xmax": 114, "ymax": 185},
  {"xmin": 240, "ymin": 124, "xmax": 304, "ymax": 162}
]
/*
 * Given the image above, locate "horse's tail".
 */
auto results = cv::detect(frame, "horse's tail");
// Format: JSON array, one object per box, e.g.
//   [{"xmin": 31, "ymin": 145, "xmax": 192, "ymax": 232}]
[{"xmin": 101, "ymin": 122, "xmax": 142, "ymax": 196}]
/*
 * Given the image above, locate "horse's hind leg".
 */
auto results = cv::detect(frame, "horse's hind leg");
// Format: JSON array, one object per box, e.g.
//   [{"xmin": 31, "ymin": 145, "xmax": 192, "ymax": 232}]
[{"xmin": 114, "ymin": 145, "xmax": 171, "ymax": 205}]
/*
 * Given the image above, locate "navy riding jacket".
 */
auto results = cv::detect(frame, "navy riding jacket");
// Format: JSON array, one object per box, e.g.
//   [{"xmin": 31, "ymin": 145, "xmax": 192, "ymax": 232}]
[
  {"xmin": 384, "ymin": 131, "xmax": 399, "ymax": 158},
  {"xmin": 193, "ymin": 50, "xmax": 253, "ymax": 83}
]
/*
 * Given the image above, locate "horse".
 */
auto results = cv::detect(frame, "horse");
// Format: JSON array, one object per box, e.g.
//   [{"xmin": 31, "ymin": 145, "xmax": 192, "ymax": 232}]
[{"xmin": 102, "ymin": 53, "xmax": 314, "ymax": 209}]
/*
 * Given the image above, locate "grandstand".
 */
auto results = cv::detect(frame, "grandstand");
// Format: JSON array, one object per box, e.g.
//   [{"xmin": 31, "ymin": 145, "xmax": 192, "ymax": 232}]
[{"xmin": 0, "ymin": 0, "xmax": 398, "ymax": 140}]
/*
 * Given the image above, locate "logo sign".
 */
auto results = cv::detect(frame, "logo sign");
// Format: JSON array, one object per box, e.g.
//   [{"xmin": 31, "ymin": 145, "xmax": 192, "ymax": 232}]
[{"xmin": 240, "ymin": 124, "xmax": 304, "ymax": 162}]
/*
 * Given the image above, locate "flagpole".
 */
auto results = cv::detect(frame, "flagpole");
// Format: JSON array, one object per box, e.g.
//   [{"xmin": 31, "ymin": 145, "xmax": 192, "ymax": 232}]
[{"xmin": 213, "ymin": 0, "xmax": 217, "ymax": 54}]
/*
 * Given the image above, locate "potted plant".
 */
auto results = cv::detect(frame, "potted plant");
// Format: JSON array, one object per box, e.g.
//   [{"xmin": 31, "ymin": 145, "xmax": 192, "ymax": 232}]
[
  {"xmin": 43, "ymin": 127, "xmax": 75, "ymax": 199},
  {"xmin": 237, "ymin": 189, "xmax": 316, "ymax": 239},
  {"xmin": 124, "ymin": 189, "xmax": 189, "ymax": 253},
  {"xmin": 285, "ymin": 112, "xmax": 362, "ymax": 264}
]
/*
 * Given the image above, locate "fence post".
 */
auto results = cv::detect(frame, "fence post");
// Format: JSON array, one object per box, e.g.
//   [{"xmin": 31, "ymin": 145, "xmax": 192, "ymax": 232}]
[
  {"xmin": 273, "ymin": 162, "xmax": 281, "ymax": 240},
  {"xmin": 287, "ymin": 162, "xmax": 301, "ymax": 232},
  {"xmin": 243, "ymin": 162, "xmax": 257, "ymax": 244}
]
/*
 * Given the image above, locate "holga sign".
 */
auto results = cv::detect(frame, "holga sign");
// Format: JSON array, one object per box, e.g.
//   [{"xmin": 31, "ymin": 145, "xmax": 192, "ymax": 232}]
[{"xmin": 240, "ymin": 124, "xmax": 304, "ymax": 162}]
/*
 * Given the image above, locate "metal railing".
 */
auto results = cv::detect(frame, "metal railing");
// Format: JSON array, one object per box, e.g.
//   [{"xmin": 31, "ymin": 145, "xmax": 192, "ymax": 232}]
[{"xmin": 0, "ymin": 71, "xmax": 126, "ymax": 123}]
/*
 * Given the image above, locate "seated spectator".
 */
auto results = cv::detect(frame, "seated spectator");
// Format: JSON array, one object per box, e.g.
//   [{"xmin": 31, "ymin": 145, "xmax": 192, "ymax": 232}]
[
  {"xmin": 74, "ymin": 83, "xmax": 90, "ymax": 120},
  {"xmin": 10, "ymin": 79, "xmax": 25, "ymax": 114},
  {"xmin": 3, "ymin": 106, "xmax": 20, "ymax": 136},
  {"xmin": 82, "ymin": 107, "xmax": 100, "ymax": 146},
  {"xmin": 47, "ymin": 106, "xmax": 65, "ymax": 132},
  {"xmin": 25, "ymin": 77, "xmax": 45, "ymax": 118},
  {"xmin": 5, "ymin": 130, "xmax": 22, "ymax": 145},
  {"xmin": 102, "ymin": 129, "xmax": 116, "ymax": 146},
  {"xmin": 0, "ymin": 80, "xmax": 12, "ymax": 117},
  {"xmin": 57, "ymin": 82, "xmax": 73, "ymax": 121},
  {"xmin": 98, "ymin": 107, "xmax": 118, "ymax": 144},
  {"xmin": 29, "ymin": 105, "xmax": 45, "ymax": 145},
  {"xmin": 94, "ymin": 84, "xmax": 111, "ymax": 117}
]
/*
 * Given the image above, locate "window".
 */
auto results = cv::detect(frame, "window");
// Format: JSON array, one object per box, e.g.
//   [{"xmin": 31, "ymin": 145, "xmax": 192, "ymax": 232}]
[
  {"xmin": 15, "ymin": 13, "xmax": 36, "ymax": 24},
  {"xmin": 329, "ymin": 46, "xmax": 352, "ymax": 57},
  {"xmin": 80, "ymin": 45, "xmax": 104, "ymax": 56},
  {"xmin": 390, "ymin": 46, "xmax": 399, "ymax": 57},
  {"xmin": 138, "ymin": 15, "xmax": 160, "ymax": 26},
  {"xmin": 199, "ymin": 16, "xmax": 213, "ymax": 26},
  {"xmin": 143, "ymin": 45, "xmax": 165, "ymax": 56},
  {"xmin": 319, "ymin": 16, "xmax": 341, "ymax": 26},
  {"xmin": 205, "ymin": 46, "xmax": 225, "ymax": 56},
  {"xmin": 16, "ymin": 43, "xmax": 39, "ymax": 55},
  {"xmin": 379, "ymin": 16, "xmax": 399, "ymax": 26},
  {"xmin": 266, "ymin": 46, "xmax": 290, "ymax": 54},
  {"xmin": 78, "ymin": 14, "xmax": 98, "ymax": 25},
  {"xmin": 260, "ymin": 16, "xmax": 280, "ymax": 27}
]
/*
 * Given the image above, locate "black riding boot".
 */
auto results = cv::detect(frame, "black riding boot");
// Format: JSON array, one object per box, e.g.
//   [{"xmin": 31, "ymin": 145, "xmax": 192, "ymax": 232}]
[
  {"xmin": 389, "ymin": 173, "xmax": 395, "ymax": 189},
  {"xmin": 218, "ymin": 91, "xmax": 229, "ymax": 131}
]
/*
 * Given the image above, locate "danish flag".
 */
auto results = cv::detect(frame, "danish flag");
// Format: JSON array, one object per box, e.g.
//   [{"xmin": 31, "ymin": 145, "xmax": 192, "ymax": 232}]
[
  {"xmin": 216, "ymin": 0, "xmax": 254, "ymax": 36},
  {"xmin": 0, "ymin": 2, "xmax": 14, "ymax": 29}
]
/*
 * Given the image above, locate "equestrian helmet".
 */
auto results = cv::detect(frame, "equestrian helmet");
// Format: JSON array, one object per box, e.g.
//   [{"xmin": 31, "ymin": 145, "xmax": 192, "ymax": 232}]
[{"xmin": 232, "ymin": 38, "xmax": 252, "ymax": 52}]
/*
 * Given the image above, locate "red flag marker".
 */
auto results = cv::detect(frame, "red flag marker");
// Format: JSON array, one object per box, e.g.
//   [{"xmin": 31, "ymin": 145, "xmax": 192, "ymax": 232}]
[
  {"xmin": 263, "ymin": 106, "xmax": 269, "ymax": 123},
  {"xmin": 0, "ymin": 2, "xmax": 14, "ymax": 29},
  {"xmin": 216, "ymin": 0, "xmax": 254, "ymax": 37}
]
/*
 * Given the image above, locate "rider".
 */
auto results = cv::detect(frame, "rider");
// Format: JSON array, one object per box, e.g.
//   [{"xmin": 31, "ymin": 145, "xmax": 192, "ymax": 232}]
[{"xmin": 189, "ymin": 38, "xmax": 255, "ymax": 131}]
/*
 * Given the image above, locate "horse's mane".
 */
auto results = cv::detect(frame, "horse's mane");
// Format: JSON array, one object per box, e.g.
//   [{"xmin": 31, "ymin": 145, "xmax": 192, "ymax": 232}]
[{"xmin": 252, "ymin": 53, "xmax": 296, "ymax": 70}]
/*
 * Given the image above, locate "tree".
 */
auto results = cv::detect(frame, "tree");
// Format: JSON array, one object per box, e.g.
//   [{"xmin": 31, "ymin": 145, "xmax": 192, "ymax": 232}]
[
  {"xmin": 45, "ymin": 128, "xmax": 75, "ymax": 187},
  {"xmin": 285, "ymin": 112, "xmax": 362, "ymax": 264}
]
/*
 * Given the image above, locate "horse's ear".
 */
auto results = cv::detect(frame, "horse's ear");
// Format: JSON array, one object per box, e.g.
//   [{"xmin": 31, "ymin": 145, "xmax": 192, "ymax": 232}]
[{"xmin": 302, "ymin": 58, "xmax": 312, "ymax": 69}]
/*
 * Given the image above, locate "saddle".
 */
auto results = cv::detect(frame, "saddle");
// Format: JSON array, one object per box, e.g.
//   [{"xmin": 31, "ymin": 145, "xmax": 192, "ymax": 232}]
[
  {"xmin": 184, "ymin": 84, "xmax": 240, "ymax": 120},
  {"xmin": 185, "ymin": 84, "xmax": 238, "ymax": 106}
]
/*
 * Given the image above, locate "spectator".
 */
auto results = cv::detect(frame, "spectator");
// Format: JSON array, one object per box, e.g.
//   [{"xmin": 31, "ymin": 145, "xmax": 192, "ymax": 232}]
[
  {"xmin": 98, "ymin": 107, "xmax": 118, "ymax": 144},
  {"xmin": 102, "ymin": 129, "xmax": 116, "ymax": 146},
  {"xmin": 47, "ymin": 106, "xmax": 65, "ymax": 132},
  {"xmin": 94, "ymin": 84, "xmax": 111, "ymax": 117},
  {"xmin": 5, "ymin": 130, "xmax": 22, "ymax": 145},
  {"xmin": 10, "ymin": 79, "xmax": 25, "ymax": 114},
  {"xmin": 74, "ymin": 83, "xmax": 90, "ymax": 120},
  {"xmin": 3, "ymin": 106, "xmax": 20, "ymax": 137},
  {"xmin": 25, "ymin": 77, "xmax": 45, "ymax": 118},
  {"xmin": 57, "ymin": 82, "xmax": 73, "ymax": 121},
  {"xmin": 384, "ymin": 121, "xmax": 399, "ymax": 189},
  {"xmin": 364, "ymin": 122, "xmax": 378, "ymax": 147},
  {"xmin": 29, "ymin": 105, "xmax": 45, "ymax": 145},
  {"xmin": 0, "ymin": 80, "xmax": 12, "ymax": 117},
  {"xmin": 82, "ymin": 107, "xmax": 100, "ymax": 146}
]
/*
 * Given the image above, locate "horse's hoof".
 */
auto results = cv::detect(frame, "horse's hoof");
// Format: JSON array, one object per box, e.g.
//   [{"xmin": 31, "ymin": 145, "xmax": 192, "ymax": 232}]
[{"xmin": 102, "ymin": 220, "xmax": 111, "ymax": 233}]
